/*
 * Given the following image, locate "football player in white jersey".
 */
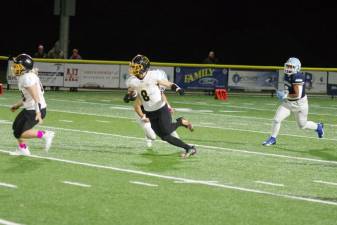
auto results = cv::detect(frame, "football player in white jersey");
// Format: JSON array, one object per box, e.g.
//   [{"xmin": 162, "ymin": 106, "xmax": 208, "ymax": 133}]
[
  {"xmin": 9, "ymin": 54, "xmax": 55, "ymax": 156},
  {"xmin": 124, "ymin": 78, "xmax": 179, "ymax": 148},
  {"xmin": 126, "ymin": 54, "xmax": 196, "ymax": 158},
  {"xmin": 262, "ymin": 57, "xmax": 324, "ymax": 146}
]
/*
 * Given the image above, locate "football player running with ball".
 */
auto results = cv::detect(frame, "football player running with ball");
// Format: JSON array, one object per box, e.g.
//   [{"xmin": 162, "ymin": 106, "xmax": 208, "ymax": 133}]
[
  {"xmin": 263, "ymin": 57, "xmax": 324, "ymax": 146},
  {"xmin": 9, "ymin": 54, "xmax": 55, "ymax": 156},
  {"xmin": 126, "ymin": 54, "xmax": 196, "ymax": 158},
  {"xmin": 125, "ymin": 90, "xmax": 179, "ymax": 148}
]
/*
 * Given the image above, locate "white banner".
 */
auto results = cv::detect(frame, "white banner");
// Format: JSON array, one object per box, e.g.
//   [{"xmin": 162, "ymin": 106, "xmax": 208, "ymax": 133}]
[
  {"xmin": 64, "ymin": 64, "xmax": 120, "ymax": 88},
  {"xmin": 119, "ymin": 65, "xmax": 174, "ymax": 88},
  {"xmin": 302, "ymin": 71, "xmax": 327, "ymax": 93},
  {"xmin": 7, "ymin": 61, "xmax": 64, "ymax": 86},
  {"xmin": 228, "ymin": 70, "xmax": 278, "ymax": 90},
  {"xmin": 278, "ymin": 70, "xmax": 327, "ymax": 93}
]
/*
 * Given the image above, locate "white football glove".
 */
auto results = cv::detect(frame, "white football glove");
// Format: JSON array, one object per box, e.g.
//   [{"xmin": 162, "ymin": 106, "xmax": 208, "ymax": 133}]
[{"xmin": 276, "ymin": 90, "xmax": 287, "ymax": 101}]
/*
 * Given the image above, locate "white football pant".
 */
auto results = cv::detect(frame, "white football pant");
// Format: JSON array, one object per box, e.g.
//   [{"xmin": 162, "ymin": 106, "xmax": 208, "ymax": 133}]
[{"xmin": 271, "ymin": 96, "xmax": 318, "ymax": 137}]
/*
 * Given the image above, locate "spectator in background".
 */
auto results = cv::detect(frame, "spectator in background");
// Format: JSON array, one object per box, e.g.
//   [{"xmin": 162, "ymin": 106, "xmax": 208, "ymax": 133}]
[
  {"xmin": 203, "ymin": 51, "xmax": 219, "ymax": 64},
  {"xmin": 69, "ymin": 49, "xmax": 81, "ymax": 92},
  {"xmin": 47, "ymin": 41, "xmax": 64, "ymax": 91},
  {"xmin": 34, "ymin": 44, "xmax": 47, "ymax": 58},
  {"xmin": 69, "ymin": 48, "xmax": 82, "ymax": 59},
  {"xmin": 47, "ymin": 41, "xmax": 65, "ymax": 59}
]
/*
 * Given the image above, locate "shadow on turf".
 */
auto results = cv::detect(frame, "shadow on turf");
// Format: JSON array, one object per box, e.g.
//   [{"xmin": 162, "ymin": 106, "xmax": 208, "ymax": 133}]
[
  {"xmin": 273, "ymin": 145, "xmax": 337, "ymax": 162},
  {"xmin": 299, "ymin": 195, "xmax": 337, "ymax": 203},
  {"xmin": 132, "ymin": 149, "xmax": 184, "ymax": 172}
]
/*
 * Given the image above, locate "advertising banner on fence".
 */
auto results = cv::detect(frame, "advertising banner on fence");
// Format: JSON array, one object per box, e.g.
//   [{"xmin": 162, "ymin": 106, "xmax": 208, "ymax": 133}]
[
  {"xmin": 228, "ymin": 70, "xmax": 278, "ymax": 90},
  {"xmin": 64, "ymin": 64, "xmax": 120, "ymax": 88},
  {"xmin": 7, "ymin": 61, "xmax": 64, "ymax": 86},
  {"xmin": 278, "ymin": 70, "xmax": 327, "ymax": 93},
  {"xmin": 327, "ymin": 72, "xmax": 337, "ymax": 95},
  {"xmin": 175, "ymin": 67, "xmax": 228, "ymax": 90},
  {"xmin": 119, "ymin": 65, "xmax": 174, "ymax": 88},
  {"xmin": 302, "ymin": 71, "xmax": 327, "ymax": 93}
]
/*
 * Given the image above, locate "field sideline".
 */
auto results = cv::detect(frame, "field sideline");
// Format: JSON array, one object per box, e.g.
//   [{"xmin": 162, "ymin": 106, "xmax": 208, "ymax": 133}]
[{"xmin": 0, "ymin": 90, "xmax": 337, "ymax": 225}]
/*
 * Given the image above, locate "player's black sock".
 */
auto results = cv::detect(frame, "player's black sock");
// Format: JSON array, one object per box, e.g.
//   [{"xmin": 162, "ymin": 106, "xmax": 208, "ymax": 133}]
[{"xmin": 161, "ymin": 135, "xmax": 190, "ymax": 150}]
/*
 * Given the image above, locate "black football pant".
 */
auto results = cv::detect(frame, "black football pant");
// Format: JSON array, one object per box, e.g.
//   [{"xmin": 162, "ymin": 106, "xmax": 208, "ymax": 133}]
[
  {"xmin": 146, "ymin": 104, "xmax": 191, "ymax": 150},
  {"xmin": 12, "ymin": 108, "xmax": 47, "ymax": 139}
]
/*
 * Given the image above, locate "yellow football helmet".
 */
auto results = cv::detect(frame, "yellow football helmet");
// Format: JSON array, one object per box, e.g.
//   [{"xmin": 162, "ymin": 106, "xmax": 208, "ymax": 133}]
[
  {"xmin": 10, "ymin": 54, "xmax": 34, "ymax": 76},
  {"xmin": 129, "ymin": 54, "xmax": 150, "ymax": 79}
]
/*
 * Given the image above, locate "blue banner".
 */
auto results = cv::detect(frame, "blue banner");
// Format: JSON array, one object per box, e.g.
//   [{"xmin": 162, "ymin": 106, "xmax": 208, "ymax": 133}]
[{"xmin": 175, "ymin": 67, "xmax": 228, "ymax": 90}]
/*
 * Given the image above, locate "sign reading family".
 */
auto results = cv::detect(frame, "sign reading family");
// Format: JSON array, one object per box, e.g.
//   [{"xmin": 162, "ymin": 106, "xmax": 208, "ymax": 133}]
[{"xmin": 175, "ymin": 67, "xmax": 228, "ymax": 90}]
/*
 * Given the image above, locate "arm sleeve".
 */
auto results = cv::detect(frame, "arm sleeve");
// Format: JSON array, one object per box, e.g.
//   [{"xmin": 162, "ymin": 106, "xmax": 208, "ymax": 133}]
[{"xmin": 293, "ymin": 73, "xmax": 304, "ymax": 84}]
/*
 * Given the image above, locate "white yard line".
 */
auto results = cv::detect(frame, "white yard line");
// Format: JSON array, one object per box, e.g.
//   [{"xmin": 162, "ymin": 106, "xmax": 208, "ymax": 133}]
[
  {"xmin": 0, "ymin": 182, "xmax": 17, "ymax": 189},
  {"xmin": 50, "ymin": 109, "xmax": 131, "ymax": 120},
  {"xmin": 1, "ymin": 106, "xmax": 335, "ymax": 142},
  {"xmin": 195, "ymin": 124, "xmax": 337, "ymax": 142},
  {"xmin": 49, "ymin": 98, "xmax": 112, "ymax": 106},
  {"xmin": 110, "ymin": 106, "xmax": 132, "ymax": 110},
  {"xmin": 173, "ymin": 101, "xmax": 265, "ymax": 111},
  {"xmin": 0, "ymin": 219, "xmax": 24, "ymax": 225},
  {"xmin": 174, "ymin": 180, "xmax": 218, "ymax": 184},
  {"xmin": 96, "ymin": 120, "xmax": 110, "ymax": 123},
  {"xmin": 199, "ymin": 122, "xmax": 215, "ymax": 125},
  {"xmin": 40, "ymin": 124, "xmax": 337, "ymax": 165},
  {"xmin": 59, "ymin": 120, "xmax": 73, "ymax": 123},
  {"xmin": 130, "ymin": 181, "xmax": 158, "ymax": 187},
  {"xmin": 255, "ymin": 181, "xmax": 284, "ymax": 187},
  {"xmin": 0, "ymin": 148, "xmax": 336, "ymax": 206},
  {"xmin": 1, "ymin": 103, "xmax": 337, "ymax": 127},
  {"xmin": 0, "ymin": 121, "xmax": 336, "ymax": 165},
  {"xmin": 313, "ymin": 180, "xmax": 337, "ymax": 187},
  {"xmin": 173, "ymin": 100, "xmax": 337, "ymax": 116},
  {"xmin": 222, "ymin": 110, "xmax": 244, "ymax": 113},
  {"xmin": 62, "ymin": 181, "xmax": 91, "ymax": 188},
  {"xmin": 311, "ymin": 105, "xmax": 337, "ymax": 110},
  {"xmin": 0, "ymin": 104, "xmax": 132, "ymax": 120}
]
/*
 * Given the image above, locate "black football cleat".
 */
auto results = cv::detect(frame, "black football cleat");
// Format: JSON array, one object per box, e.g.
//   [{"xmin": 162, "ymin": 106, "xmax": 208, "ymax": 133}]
[
  {"xmin": 176, "ymin": 117, "xmax": 194, "ymax": 132},
  {"xmin": 181, "ymin": 146, "xmax": 197, "ymax": 158}
]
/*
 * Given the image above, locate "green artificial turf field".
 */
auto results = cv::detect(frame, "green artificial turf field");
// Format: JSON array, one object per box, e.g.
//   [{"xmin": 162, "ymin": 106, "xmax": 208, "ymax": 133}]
[{"xmin": 0, "ymin": 90, "xmax": 336, "ymax": 225}]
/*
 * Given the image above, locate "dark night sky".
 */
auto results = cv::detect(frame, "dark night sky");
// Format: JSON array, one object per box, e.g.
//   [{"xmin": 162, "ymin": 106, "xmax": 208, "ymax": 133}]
[{"xmin": 2, "ymin": 1, "xmax": 337, "ymax": 67}]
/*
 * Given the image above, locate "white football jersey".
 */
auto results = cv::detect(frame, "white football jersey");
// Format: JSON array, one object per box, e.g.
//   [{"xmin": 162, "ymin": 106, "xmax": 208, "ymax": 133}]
[
  {"xmin": 126, "ymin": 69, "xmax": 167, "ymax": 112},
  {"xmin": 18, "ymin": 71, "xmax": 47, "ymax": 110}
]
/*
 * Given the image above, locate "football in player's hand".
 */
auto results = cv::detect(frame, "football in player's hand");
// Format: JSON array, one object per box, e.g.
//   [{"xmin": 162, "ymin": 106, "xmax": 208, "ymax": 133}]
[
  {"xmin": 123, "ymin": 94, "xmax": 130, "ymax": 103},
  {"xmin": 177, "ymin": 88, "xmax": 184, "ymax": 96}
]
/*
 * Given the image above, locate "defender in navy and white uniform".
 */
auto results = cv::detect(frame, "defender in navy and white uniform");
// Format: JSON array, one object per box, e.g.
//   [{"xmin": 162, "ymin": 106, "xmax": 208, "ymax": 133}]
[
  {"xmin": 125, "ymin": 54, "xmax": 196, "ymax": 158},
  {"xmin": 9, "ymin": 54, "xmax": 55, "ymax": 156},
  {"xmin": 263, "ymin": 57, "xmax": 324, "ymax": 146}
]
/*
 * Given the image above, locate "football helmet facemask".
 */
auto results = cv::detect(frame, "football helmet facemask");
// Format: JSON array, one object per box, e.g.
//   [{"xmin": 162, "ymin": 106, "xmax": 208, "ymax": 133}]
[
  {"xmin": 284, "ymin": 57, "xmax": 301, "ymax": 75},
  {"xmin": 11, "ymin": 53, "xmax": 34, "ymax": 76},
  {"xmin": 129, "ymin": 54, "xmax": 150, "ymax": 79}
]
